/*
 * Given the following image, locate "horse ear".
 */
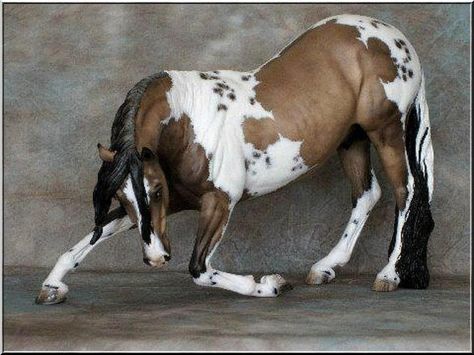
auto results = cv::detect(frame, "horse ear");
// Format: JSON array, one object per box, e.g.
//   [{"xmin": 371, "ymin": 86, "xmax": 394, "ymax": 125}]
[
  {"xmin": 141, "ymin": 147, "xmax": 156, "ymax": 161},
  {"xmin": 97, "ymin": 143, "xmax": 116, "ymax": 162}
]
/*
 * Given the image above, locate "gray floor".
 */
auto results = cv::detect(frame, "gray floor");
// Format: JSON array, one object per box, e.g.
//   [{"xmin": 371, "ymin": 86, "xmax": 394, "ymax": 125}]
[{"xmin": 3, "ymin": 267, "xmax": 471, "ymax": 351}]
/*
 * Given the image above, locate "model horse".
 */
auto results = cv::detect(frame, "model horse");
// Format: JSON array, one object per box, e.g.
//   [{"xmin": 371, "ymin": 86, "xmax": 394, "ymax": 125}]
[{"xmin": 36, "ymin": 14, "xmax": 434, "ymax": 304}]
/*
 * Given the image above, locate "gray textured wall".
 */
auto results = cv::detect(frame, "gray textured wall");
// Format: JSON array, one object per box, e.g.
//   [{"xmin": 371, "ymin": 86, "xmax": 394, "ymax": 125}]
[{"xmin": 3, "ymin": 4, "xmax": 470, "ymax": 276}]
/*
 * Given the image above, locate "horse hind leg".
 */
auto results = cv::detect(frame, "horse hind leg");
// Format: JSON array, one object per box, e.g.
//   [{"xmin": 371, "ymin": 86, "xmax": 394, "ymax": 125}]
[
  {"xmin": 306, "ymin": 127, "xmax": 381, "ymax": 285},
  {"xmin": 369, "ymin": 87, "xmax": 434, "ymax": 291}
]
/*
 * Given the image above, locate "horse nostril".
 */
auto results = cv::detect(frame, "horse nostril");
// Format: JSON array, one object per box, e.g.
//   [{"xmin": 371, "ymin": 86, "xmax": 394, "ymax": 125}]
[
  {"xmin": 164, "ymin": 255, "xmax": 171, "ymax": 262},
  {"xmin": 143, "ymin": 257, "xmax": 151, "ymax": 266}
]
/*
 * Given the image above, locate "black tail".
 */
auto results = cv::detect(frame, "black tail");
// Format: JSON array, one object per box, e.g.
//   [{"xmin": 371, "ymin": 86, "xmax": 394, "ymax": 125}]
[{"xmin": 389, "ymin": 76, "xmax": 435, "ymax": 289}]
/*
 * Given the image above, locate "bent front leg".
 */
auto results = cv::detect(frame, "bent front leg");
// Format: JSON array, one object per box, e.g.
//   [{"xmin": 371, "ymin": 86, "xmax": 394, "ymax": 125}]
[
  {"xmin": 189, "ymin": 190, "xmax": 291, "ymax": 297},
  {"xmin": 35, "ymin": 207, "xmax": 135, "ymax": 305}
]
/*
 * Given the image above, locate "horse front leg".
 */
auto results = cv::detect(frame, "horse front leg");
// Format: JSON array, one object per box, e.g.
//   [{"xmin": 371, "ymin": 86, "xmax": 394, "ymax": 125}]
[
  {"xmin": 189, "ymin": 190, "xmax": 292, "ymax": 297},
  {"xmin": 35, "ymin": 207, "xmax": 135, "ymax": 305}
]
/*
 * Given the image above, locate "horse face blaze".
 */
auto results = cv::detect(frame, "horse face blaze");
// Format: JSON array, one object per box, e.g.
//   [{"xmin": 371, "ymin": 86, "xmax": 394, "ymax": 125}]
[
  {"xmin": 144, "ymin": 167, "xmax": 170, "ymax": 242},
  {"xmin": 140, "ymin": 148, "xmax": 171, "ymax": 266}
]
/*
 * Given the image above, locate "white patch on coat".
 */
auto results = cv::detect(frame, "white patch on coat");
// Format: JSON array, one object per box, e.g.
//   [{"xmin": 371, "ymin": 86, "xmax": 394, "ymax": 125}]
[
  {"xmin": 164, "ymin": 70, "xmax": 308, "ymax": 203},
  {"xmin": 243, "ymin": 135, "xmax": 308, "ymax": 196},
  {"xmin": 308, "ymin": 171, "xmax": 381, "ymax": 282}
]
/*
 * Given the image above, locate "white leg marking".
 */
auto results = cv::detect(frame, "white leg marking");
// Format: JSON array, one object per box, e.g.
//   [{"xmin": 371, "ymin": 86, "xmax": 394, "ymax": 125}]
[
  {"xmin": 308, "ymin": 172, "xmax": 381, "ymax": 284},
  {"xmin": 194, "ymin": 269, "xmax": 288, "ymax": 297},
  {"xmin": 374, "ymin": 144, "xmax": 416, "ymax": 291},
  {"xmin": 40, "ymin": 215, "xmax": 134, "ymax": 294}
]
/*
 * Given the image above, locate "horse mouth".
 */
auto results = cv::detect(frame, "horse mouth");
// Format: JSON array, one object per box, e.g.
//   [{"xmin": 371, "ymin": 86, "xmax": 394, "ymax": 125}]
[{"xmin": 143, "ymin": 255, "xmax": 170, "ymax": 268}]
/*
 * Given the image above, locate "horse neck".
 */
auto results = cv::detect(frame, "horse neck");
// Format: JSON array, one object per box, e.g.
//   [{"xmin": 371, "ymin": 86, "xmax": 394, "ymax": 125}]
[
  {"xmin": 134, "ymin": 75, "xmax": 174, "ymax": 153},
  {"xmin": 157, "ymin": 113, "xmax": 195, "ymax": 164}
]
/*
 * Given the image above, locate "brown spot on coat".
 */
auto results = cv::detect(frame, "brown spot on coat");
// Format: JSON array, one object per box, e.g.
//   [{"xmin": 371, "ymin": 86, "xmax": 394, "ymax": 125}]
[{"xmin": 242, "ymin": 117, "xmax": 280, "ymax": 151}]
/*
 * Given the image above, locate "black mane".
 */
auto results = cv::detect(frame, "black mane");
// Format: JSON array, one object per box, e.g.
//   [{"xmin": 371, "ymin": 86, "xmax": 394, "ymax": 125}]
[{"xmin": 92, "ymin": 72, "xmax": 168, "ymax": 231}]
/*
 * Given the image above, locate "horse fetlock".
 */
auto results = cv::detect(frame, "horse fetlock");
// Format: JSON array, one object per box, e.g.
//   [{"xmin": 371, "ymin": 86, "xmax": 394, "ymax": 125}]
[
  {"xmin": 306, "ymin": 265, "xmax": 336, "ymax": 285},
  {"xmin": 372, "ymin": 266, "xmax": 400, "ymax": 292},
  {"xmin": 35, "ymin": 281, "xmax": 68, "ymax": 305},
  {"xmin": 192, "ymin": 273, "xmax": 211, "ymax": 287},
  {"xmin": 192, "ymin": 270, "xmax": 227, "ymax": 288},
  {"xmin": 188, "ymin": 258, "xmax": 206, "ymax": 279}
]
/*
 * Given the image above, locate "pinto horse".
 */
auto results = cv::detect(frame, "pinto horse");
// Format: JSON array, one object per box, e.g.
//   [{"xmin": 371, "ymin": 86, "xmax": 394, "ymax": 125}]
[{"xmin": 36, "ymin": 14, "xmax": 434, "ymax": 304}]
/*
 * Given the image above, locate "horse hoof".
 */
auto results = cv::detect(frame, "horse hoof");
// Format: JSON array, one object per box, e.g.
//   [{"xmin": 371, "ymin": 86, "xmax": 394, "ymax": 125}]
[
  {"xmin": 372, "ymin": 278, "xmax": 398, "ymax": 292},
  {"xmin": 35, "ymin": 285, "xmax": 67, "ymax": 305},
  {"xmin": 257, "ymin": 274, "xmax": 293, "ymax": 297},
  {"xmin": 258, "ymin": 274, "xmax": 292, "ymax": 297},
  {"xmin": 305, "ymin": 267, "xmax": 335, "ymax": 285}
]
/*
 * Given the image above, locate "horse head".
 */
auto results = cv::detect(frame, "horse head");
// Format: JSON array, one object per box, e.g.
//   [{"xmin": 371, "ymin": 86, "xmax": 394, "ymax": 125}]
[{"xmin": 96, "ymin": 144, "xmax": 171, "ymax": 268}]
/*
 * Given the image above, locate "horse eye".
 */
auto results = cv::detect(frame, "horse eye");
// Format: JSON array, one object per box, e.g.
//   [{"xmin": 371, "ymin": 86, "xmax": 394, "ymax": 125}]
[{"xmin": 155, "ymin": 186, "xmax": 163, "ymax": 198}]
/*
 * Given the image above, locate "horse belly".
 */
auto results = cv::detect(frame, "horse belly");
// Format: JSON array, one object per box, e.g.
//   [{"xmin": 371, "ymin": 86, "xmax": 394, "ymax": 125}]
[{"xmin": 243, "ymin": 135, "xmax": 309, "ymax": 197}]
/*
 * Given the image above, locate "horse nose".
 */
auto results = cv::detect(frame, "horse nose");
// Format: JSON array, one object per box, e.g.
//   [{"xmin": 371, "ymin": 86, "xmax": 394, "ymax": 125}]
[{"xmin": 164, "ymin": 255, "xmax": 171, "ymax": 262}]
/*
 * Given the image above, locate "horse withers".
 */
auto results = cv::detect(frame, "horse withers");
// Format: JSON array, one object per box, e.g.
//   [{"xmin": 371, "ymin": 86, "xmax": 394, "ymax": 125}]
[{"xmin": 36, "ymin": 14, "xmax": 434, "ymax": 304}]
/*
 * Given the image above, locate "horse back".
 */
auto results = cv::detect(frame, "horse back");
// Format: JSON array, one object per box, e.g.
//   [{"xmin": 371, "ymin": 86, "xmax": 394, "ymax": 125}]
[{"xmin": 142, "ymin": 14, "xmax": 424, "ymax": 203}]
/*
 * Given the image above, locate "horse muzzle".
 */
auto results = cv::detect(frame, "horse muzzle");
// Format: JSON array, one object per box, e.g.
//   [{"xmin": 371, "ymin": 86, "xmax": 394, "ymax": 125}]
[
  {"xmin": 143, "ymin": 254, "xmax": 170, "ymax": 267},
  {"xmin": 142, "ymin": 232, "xmax": 171, "ymax": 268}
]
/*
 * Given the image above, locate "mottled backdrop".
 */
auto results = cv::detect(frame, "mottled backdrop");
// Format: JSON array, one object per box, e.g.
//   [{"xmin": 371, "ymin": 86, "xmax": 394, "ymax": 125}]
[{"xmin": 3, "ymin": 4, "xmax": 470, "ymax": 277}]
